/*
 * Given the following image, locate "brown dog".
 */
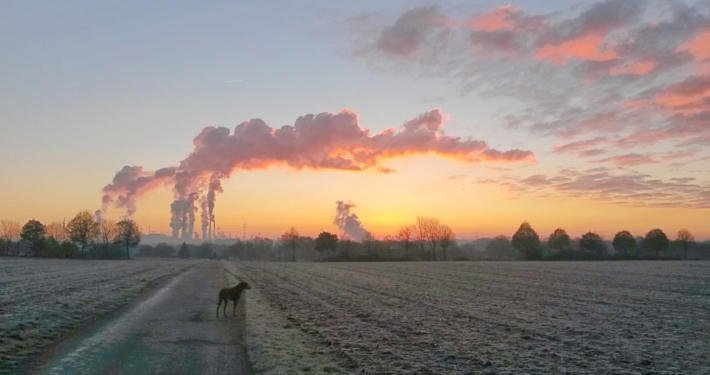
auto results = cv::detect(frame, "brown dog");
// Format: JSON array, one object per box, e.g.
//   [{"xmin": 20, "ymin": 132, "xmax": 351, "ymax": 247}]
[{"xmin": 216, "ymin": 281, "xmax": 251, "ymax": 318}]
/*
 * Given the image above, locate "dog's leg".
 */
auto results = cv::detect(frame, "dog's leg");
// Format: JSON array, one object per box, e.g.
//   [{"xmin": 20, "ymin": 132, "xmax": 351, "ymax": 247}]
[
  {"xmin": 233, "ymin": 298, "xmax": 237, "ymax": 316},
  {"xmin": 223, "ymin": 299, "xmax": 228, "ymax": 317},
  {"xmin": 216, "ymin": 298, "xmax": 221, "ymax": 318}
]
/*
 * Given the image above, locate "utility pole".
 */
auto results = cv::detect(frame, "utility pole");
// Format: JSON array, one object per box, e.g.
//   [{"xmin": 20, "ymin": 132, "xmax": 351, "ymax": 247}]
[{"xmin": 243, "ymin": 223, "xmax": 246, "ymax": 242}]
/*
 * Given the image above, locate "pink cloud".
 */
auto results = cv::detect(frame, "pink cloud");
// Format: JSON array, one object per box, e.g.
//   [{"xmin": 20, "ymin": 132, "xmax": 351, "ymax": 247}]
[
  {"xmin": 535, "ymin": 34, "xmax": 618, "ymax": 65},
  {"xmin": 553, "ymin": 137, "xmax": 610, "ymax": 154},
  {"xmin": 661, "ymin": 149, "xmax": 698, "ymax": 161},
  {"xmin": 104, "ymin": 109, "xmax": 534, "ymax": 217},
  {"xmin": 359, "ymin": 1, "xmax": 710, "ymax": 167},
  {"xmin": 653, "ymin": 75, "xmax": 710, "ymax": 111},
  {"xmin": 676, "ymin": 27, "xmax": 710, "ymax": 72},
  {"xmin": 594, "ymin": 153, "xmax": 660, "ymax": 166},
  {"xmin": 464, "ymin": 5, "xmax": 522, "ymax": 32},
  {"xmin": 609, "ymin": 59, "xmax": 656, "ymax": 76},
  {"xmin": 483, "ymin": 169, "xmax": 710, "ymax": 209}
]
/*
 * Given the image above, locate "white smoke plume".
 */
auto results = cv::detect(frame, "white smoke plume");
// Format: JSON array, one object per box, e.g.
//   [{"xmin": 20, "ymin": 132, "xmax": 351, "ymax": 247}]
[
  {"xmin": 101, "ymin": 109, "xmax": 534, "ymax": 238},
  {"xmin": 333, "ymin": 201, "xmax": 370, "ymax": 242}
]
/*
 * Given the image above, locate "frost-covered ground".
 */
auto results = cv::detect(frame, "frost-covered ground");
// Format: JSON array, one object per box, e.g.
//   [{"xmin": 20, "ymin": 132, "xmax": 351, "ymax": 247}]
[
  {"xmin": 230, "ymin": 261, "xmax": 710, "ymax": 375},
  {"xmin": 222, "ymin": 261, "xmax": 348, "ymax": 375},
  {"xmin": 0, "ymin": 257, "xmax": 199, "ymax": 373}
]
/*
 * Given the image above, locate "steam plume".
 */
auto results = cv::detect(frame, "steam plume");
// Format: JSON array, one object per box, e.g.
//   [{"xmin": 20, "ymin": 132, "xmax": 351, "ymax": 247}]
[
  {"xmin": 101, "ymin": 109, "xmax": 533, "ymax": 238},
  {"xmin": 333, "ymin": 201, "xmax": 370, "ymax": 241}
]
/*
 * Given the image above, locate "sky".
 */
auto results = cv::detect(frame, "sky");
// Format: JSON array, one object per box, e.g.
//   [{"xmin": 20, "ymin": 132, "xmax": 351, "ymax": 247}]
[{"xmin": 1, "ymin": 0, "xmax": 709, "ymax": 241}]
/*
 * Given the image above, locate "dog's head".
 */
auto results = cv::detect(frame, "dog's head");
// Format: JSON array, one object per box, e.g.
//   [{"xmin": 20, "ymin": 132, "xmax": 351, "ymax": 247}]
[{"xmin": 240, "ymin": 281, "xmax": 252, "ymax": 290}]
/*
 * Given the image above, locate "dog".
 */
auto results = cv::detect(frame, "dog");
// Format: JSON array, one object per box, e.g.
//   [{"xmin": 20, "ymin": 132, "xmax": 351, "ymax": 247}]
[{"xmin": 216, "ymin": 281, "xmax": 251, "ymax": 318}]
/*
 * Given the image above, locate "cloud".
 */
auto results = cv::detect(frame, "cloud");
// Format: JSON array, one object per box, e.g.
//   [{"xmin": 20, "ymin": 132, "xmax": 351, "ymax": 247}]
[
  {"xmin": 446, "ymin": 174, "xmax": 466, "ymax": 181},
  {"xmin": 594, "ymin": 153, "xmax": 660, "ymax": 166},
  {"xmin": 661, "ymin": 149, "xmax": 699, "ymax": 161},
  {"xmin": 355, "ymin": 0, "xmax": 710, "ymax": 153},
  {"xmin": 103, "ymin": 109, "xmax": 534, "ymax": 217},
  {"xmin": 480, "ymin": 168, "xmax": 710, "ymax": 208},
  {"xmin": 374, "ymin": 6, "xmax": 448, "ymax": 57}
]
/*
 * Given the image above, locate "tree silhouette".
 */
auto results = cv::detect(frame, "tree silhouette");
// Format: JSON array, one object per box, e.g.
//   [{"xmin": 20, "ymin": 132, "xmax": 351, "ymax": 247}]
[
  {"xmin": 178, "ymin": 242, "xmax": 190, "ymax": 258},
  {"xmin": 99, "ymin": 220, "xmax": 117, "ymax": 258},
  {"xmin": 548, "ymin": 228, "xmax": 571, "ymax": 253},
  {"xmin": 196, "ymin": 243, "xmax": 214, "ymax": 259},
  {"xmin": 676, "ymin": 229, "xmax": 694, "ymax": 260},
  {"xmin": 67, "ymin": 211, "xmax": 99, "ymax": 257},
  {"xmin": 20, "ymin": 219, "xmax": 46, "ymax": 256},
  {"xmin": 612, "ymin": 231, "xmax": 636, "ymax": 256},
  {"xmin": 279, "ymin": 227, "xmax": 300, "ymax": 262},
  {"xmin": 486, "ymin": 235, "xmax": 515, "ymax": 260},
  {"xmin": 512, "ymin": 222, "xmax": 541, "ymax": 260},
  {"xmin": 415, "ymin": 217, "xmax": 429, "ymax": 260},
  {"xmin": 438, "ymin": 225, "xmax": 455, "ymax": 261},
  {"xmin": 397, "ymin": 225, "xmax": 414, "ymax": 259},
  {"xmin": 363, "ymin": 232, "xmax": 375, "ymax": 258},
  {"xmin": 1, "ymin": 220, "xmax": 20, "ymax": 255},
  {"xmin": 315, "ymin": 231, "xmax": 338, "ymax": 260},
  {"xmin": 645, "ymin": 229, "xmax": 669, "ymax": 259},
  {"xmin": 115, "ymin": 219, "xmax": 141, "ymax": 259},
  {"xmin": 579, "ymin": 232, "xmax": 605, "ymax": 256},
  {"xmin": 46, "ymin": 222, "xmax": 65, "ymax": 242}
]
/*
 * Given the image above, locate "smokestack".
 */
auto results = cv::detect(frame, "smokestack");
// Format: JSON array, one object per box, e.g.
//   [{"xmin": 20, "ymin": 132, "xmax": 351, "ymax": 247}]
[
  {"xmin": 200, "ymin": 196, "xmax": 209, "ymax": 242},
  {"xmin": 212, "ymin": 217, "xmax": 216, "ymax": 240}
]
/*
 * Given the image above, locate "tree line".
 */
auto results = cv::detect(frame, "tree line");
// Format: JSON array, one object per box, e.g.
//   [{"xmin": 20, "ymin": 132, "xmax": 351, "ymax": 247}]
[
  {"xmin": 273, "ymin": 220, "xmax": 707, "ymax": 262},
  {"xmin": 265, "ymin": 216, "xmax": 458, "ymax": 262},
  {"xmin": 501, "ymin": 222, "xmax": 703, "ymax": 261},
  {"xmin": 4, "ymin": 213, "xmax": 705, "ymax": 262},
  {"xmin": 0, "ymin": 212, "xmax": 140, "ymax": 259}
]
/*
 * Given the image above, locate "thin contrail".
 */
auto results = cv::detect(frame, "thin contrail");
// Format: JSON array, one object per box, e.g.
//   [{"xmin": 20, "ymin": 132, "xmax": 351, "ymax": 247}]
[{"xmin": 224, "ymin": 79, "xmax": 243, "ymax": 83}]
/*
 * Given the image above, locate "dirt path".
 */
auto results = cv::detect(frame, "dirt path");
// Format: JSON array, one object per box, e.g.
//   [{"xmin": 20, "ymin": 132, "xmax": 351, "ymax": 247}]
[{"xmin": 25, "ymin": 261, "xmax": 251, "ymax": 375}]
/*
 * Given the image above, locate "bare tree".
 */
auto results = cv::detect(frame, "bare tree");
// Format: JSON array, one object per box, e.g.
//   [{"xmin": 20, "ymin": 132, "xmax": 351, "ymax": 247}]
[
  {"xmin": 1, "ymin": 220, "xmax": 20, "ymax": 255},
  {"xmin": 415, "ymin": 216, "xmax": 429, "ymax": 260},
  {"xmin": 339, "ymin": 238, "xmax": 355, "ymax": 258},
  {"xmin": 46, "ymin": 222, "xmax": 65, "ymax": 242},
  {"xmin": 383, "ymin": 235, "xmax": 395, "ymax": 260},
  {"xmin": 100, "ymin": 220, "xmax": 117, "ymax": 258},
  {"xmin": 397, "ymin": 225, "xmax": 414, "ymax": 259},
  {"xmin": 423, "ymin": 218, "xmax": 441, "ymax": 261},
  {"xmin": 438, "ymin": 225, "xmax": 455, "ymax": 261},
  {"xmin": 279, "ymin": 227, "xmax": 300, "ymax": 262},
  {"xmin": 677, "ymin": 229, "xmax": 694, "ymax": 260},
  {"xmin": 363, "ymin": 232, "xmax": 374, "ymax": 258}
]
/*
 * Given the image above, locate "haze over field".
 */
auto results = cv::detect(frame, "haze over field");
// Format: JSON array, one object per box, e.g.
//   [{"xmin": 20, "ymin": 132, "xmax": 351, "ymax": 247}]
[{"xmin": 2, "ymin": 0, "xmax": 709, "ymax": 239}]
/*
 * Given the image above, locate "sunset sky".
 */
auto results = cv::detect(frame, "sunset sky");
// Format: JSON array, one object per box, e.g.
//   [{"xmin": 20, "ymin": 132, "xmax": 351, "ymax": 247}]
[{"xmin": 1, "ymin": 0, "xmax": 709, "ymax": 240}]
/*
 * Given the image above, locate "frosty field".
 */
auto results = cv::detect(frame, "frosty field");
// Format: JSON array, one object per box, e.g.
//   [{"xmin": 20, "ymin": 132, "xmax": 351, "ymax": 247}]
[
  {"xmin": 0, "ymin": 257, "xmax": 199, "ymax": 373},
  {"xmin": 230, "ymin": 261, "xmax": 710, "ymax": 374}
]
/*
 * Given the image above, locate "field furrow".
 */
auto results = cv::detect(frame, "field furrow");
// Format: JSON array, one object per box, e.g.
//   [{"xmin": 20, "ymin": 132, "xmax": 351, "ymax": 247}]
[{"xmin": 232, "ymin": 261, "xmax": 710, "ymax": 374}]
